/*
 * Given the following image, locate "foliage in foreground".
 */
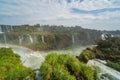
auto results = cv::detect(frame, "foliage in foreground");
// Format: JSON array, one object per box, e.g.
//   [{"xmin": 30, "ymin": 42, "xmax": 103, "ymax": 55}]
[
  {"xmin": 0, "ymin": 48, "xmax": 34, "ymax": 80},
  {"xmin": 40, "ymin": 53, "xmax": 98, "ymax": 80}
]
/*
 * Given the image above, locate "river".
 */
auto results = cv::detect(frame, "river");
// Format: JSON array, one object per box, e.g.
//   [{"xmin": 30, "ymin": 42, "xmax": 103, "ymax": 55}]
[{"xmin": 88, "ymin": 60, "xmax": 120, "ymax": 80}]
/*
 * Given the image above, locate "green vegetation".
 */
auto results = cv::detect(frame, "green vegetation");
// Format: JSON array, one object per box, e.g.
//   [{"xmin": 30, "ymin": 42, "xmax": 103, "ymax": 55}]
[
  {"xmin": 107, "ymin": 61, "xmax": 120, "ymax": 71},
  {"xmin": 0, "ymin": 48, "xmax": 34, "ymax": 80},
  {"xmin": 78, "ymin": 48, "xmax": 95, "ymax": 63},
  {"xmin": 78, "ymin": 37, "xmax": 120, "ymax": 71},
  {"xmin": 95, "ymin": 37, "xmax": 120, "ymax": 61},
  {"xmin": 40, "ymin": 53, "xmax": 98, "ymax": 80}
]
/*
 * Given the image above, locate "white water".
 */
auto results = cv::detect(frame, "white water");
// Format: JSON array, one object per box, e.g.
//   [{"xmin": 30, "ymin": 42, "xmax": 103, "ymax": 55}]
[
  {"xmin": 0, "ymin": 26, "xmax": 2, "ymax": 33},
  {"xmin": 41, "ymin": 35, "xmax": 45, "ymax": 43},
  {"xmin": 72, "ymin": 35, "xmax": 75, "ymax": 44},
  {"xmin": 88, "ymin": 60, "xmax": 120, "ymax": 80},
  {"xmin": 19, "ymin": 36, "xmax": 23, "ymax": 45},
  {"xmin": 10, "ymin": 26, "xmax": 13, "ymax": 31},
  {"xmin": 27, "ymin": 34, "xmax": 33, "ymax": 43}
]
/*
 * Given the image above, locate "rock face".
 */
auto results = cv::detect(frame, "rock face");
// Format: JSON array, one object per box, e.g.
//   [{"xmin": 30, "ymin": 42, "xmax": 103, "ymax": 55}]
[{"xmin": 87, "ymin": 60, "xmax": 120, "ymax": 80}]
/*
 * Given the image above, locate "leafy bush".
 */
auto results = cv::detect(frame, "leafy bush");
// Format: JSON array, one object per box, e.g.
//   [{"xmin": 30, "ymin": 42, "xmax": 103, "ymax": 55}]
[
  {"xmin": 78, "ymin": 48, "xmax": 95, "ymax": 63},
  {"xmin": 40, "ymin": 53, "xmax": 98, "ymax": 80}
]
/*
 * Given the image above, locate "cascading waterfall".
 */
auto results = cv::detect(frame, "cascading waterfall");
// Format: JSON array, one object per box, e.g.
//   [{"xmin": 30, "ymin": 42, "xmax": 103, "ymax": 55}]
[
  {"xmin": 35, "ymin": 70, "xmax": 42, "ymax": 80},
  {"xmin": 3, "ymin": 33, "xmax": 7, "ymax": 47},
  {"xmin": 27, "ymin": 34, "xmax": 33, "ymax": 43},
  {"xmin": 19, "ymin": 34, "xmax": 34, "ymax": 45},
  {"xmin": 5, "ymin": 26, "xmax": 9, "ymax": 32},
  {"xmin": 0, "ymin": 26, "xmax": 6, "ymax": 44},
  {"xmin": 0, "ymin": 26, "xmax": 2, "ymax": 33},
  {"xmin": 41, "ymin": 35, "xmax": 45, "ymax": 43},
  {"xmin": 87, "ymin": 60, "xmax": 120, "ymax": 80},
  {"xmin": 0, "ymin": 25, "xmax": 13, "ymax": 33},
  {"xmin": 10, "ymin": 26, "xmax": 13, "ymax": 31},
  {"xmin": 19, "ymin": 35, "xmax": 23, "ymax": 45},
  {"xmin": 72, "ymin": 34, "xmax": 75, "ymax": 45}
]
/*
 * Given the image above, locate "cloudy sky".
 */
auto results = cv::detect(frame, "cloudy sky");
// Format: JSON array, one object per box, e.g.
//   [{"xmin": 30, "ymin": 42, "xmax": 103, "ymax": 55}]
[{"xmin": 0, "ymin": 0, "xmax": 120, "ymax": 30}]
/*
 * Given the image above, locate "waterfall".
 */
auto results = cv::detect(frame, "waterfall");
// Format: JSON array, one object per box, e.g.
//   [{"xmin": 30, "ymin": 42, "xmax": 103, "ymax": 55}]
[
  {"xmin": 6, "ymin": 26, "xmax": 9, "ymax": 32},
  {"xmin": 35, "ymin": 70, "xmax": 42, "ymax": 80},
  {"xmin": 27, "ymin": 34, "xmax": 33, "ymax": 43},
  {"xmin": 0, "ymin": 25, "xmax": 13, "ymax": 33},
  {"xmin": 72, "ymin": 35, "xmax": 75, "ymax": 44},
  {"xmin": 3, "ymin": 33, "xmax": 7, "ymax": 47},
  {"xmin": 87, "ymin": 59, "xmax": 120, "ymax": 80},
  {"xmin": 19, "ymin": 36, "xmax": 23, "ymax": 45},
  {"xmin": 41, "ymin": 35, "xmax": 45, "ymax": 43},
  {"xmin": 23, "ymin": 70, "xmax": 42, "ymax": 80},
  {"xmin": 10, "ymin": 26, "xmax": 13, "ymax": 31},
  {"xmin": 0, "ymin": 26, "xmax": 2, "ymax": 33}
]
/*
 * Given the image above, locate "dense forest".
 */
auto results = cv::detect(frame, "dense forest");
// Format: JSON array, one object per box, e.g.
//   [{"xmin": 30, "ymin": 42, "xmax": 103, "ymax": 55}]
[{"xmin": 0, "ymin": 24, "xmax": 120, "ymax": 50}]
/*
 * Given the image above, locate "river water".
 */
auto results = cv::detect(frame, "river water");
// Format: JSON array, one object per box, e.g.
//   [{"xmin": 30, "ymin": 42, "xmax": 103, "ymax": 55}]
[{"xmin": 88, "ymin": 60, "xmax": 120, "ymax": 80}]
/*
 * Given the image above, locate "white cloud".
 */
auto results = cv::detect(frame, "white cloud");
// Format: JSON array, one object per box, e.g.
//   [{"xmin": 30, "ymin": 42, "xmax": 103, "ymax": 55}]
[{"xmin": 0, "ymin": 0, "xmax": 120, "ymax": 30}]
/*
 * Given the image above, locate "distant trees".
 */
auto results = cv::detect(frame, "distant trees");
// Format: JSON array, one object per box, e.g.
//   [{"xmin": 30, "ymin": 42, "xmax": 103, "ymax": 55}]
[
  {"xmin": 0, "ymin": 24, "xmax": 103, "ymax": 50},
  {"xmin": 1, "ymin": 24, "xmax": 120, "ymax": 51},
  {"xmin": 40, "ymin": 53, "xmax": 98, "ymax": 80}
]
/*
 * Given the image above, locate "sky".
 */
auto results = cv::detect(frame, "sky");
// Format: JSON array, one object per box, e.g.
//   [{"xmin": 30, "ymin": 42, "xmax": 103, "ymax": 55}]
[{"xmin": 0, "ymin": 0, "xmax": 120, "ymax": 30}]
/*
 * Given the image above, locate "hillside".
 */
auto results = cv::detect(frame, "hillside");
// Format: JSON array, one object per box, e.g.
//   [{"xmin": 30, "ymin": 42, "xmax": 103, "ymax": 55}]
[{"xmin": 0, "ymin": 24, "xmax": 120, "ymax": 50}]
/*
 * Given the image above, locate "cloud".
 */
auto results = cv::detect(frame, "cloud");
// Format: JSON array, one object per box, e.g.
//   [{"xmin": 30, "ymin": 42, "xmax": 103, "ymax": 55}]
[{"xmin": 0, "ymin": 0, "xmax": 120, "ymax": 30}]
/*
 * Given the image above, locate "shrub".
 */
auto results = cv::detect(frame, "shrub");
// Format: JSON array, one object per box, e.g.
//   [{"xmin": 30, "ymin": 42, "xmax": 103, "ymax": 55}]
[
  {"xmin": 40, "ymin": 53, "xmax": 98, "ymax": 80},
  {"xmin": 78, "ymin": 48, "xmax": 95, "ymax": 63}
]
